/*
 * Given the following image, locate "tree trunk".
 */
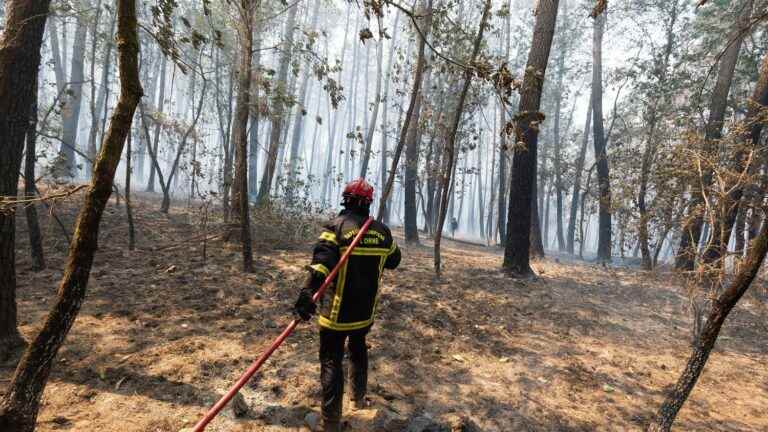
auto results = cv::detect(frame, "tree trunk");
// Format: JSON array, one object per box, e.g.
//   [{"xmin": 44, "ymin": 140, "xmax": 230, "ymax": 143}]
[
  {"xmin": 503, "ymin": 0, "xmax": 560, "ymax": 276},
  {"xmin": 700, "ymin": 49, "xmax": 768, "ymax": 267},
  {"xmin": 552, "ymin": 0, "xmax": 569, "ymax": 252},
  {"xmin": 434, "ymin": 0, "xmax": 491, "ymax": 276},
  {"xmin": 0, "ymin": 0, "xmax": 52, "ymax": 358},
  {"xmin": 56, "ymin": 7, "xmax": 88, "ymax": 179},
  {"xmin": 146, "ymin": 54, "xmax": 167, "ymax": 192},
  {"xmin": 229, "ymin": 2, "xmax": 255, "ymax": 272},
  {"xmin": 647, "ymin": 214, "xmax": 768, "ymax": 431},
  {"xmin": 591, "ymin": 10, "xmax": 611, "ymax": 263},
  {"xmin": 0, "ymin": 0, "xmax": 141, "ymax": 427},
  {"xmin": 675, "ymin": 0, "xmax": 753, "ymax": 270},
  {"xmin": 257, "ymin": 1, "xmax": 299, "ymax": 205},
  {"xmin": 567, "ymin": 93, "xmax": 591, "ymax": 254},
  {"xmin": 84, "ymin": 0, "xmax": 104, "ymax": 179},
  {"xmin": 638, "ymin": 0, "xmax": 678, "ymax": 270},
  {"xmin": 287, "ymin": 0, "xmax": 320, "ymax": 180},
  {"xmin": 125, "ymin": 127, "xmax": 135, "ymax": 250},
  {"xmin": 360, "ymin": 34, "xmax": 384, "ymax": 177},
  {"xmin": 403, "ymin": 32, "xmax": 431, "ymax": 243},
  {"xmin": 25, "ymin": 74, "xmax": 46, "ymax": 272},
  {"xmin": 377, "ymin": 0, "xmax": 432, "ymax": 220}
]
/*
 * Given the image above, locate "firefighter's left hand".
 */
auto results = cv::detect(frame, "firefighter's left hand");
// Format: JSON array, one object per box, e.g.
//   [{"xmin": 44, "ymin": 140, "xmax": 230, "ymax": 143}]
[{"xmin": 293, "ymin": 292, "xmax": 316, "ymax": 321}]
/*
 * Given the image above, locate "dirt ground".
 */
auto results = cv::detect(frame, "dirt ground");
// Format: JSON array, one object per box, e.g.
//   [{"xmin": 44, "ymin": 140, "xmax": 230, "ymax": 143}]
[{"xmin": 2, "ymin": 192, "xmax": 767, "ymax": 431}]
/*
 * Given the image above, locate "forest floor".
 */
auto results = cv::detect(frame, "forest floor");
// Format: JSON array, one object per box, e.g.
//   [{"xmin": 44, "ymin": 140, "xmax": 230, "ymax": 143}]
[{"xmin": 2, "ymin": 191, "xmax": 768, "ymax": 432}]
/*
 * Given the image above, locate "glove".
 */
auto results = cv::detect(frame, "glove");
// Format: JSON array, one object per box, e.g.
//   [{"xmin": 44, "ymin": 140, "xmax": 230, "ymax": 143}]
[{"xmin": 293, "ymin": 291, "xmax": 317, "ymax": 321}]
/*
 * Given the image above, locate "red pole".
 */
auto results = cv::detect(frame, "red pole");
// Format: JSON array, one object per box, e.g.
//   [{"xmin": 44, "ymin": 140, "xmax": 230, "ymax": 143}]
[{"xmin": 191, "ymin": 217, "xmax": 375, "ymax": 431}]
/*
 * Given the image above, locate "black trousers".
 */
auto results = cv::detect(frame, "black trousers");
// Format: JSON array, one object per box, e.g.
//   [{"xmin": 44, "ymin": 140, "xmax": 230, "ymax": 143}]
[{"xmin": 319, "ymin": 326, "xmax": 370, "ymax": 424}]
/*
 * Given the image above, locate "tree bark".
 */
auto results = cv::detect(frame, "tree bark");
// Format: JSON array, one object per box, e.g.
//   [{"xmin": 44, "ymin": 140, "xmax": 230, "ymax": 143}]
[
  {"xmin": 229, "ymin": 1, "xmax": 255, "ymax": 272},
  {"xmin": 25, "ymin": 74, "xmax": 46, "ymax": 272},
  {"xmin": 503, "ymin": 0, "xmax": 560, "ymax": 276},
  {"xmin": 592, "ymin": 10, "xmax": 611, "ymax": 263},
  {"xmin": 0, "ymin": 0, "xmax": 52, "ymax": 358},
  {"xmin": 0, "ymin": 0, "xmax": 141, "ymax": 427},
  {"xmin": 125, "ymin": 127, "xmax": 135, "ymax": 251},
  {"xmin": 434, "ymin": 0, "xmax": 491, "ymax": 277}
]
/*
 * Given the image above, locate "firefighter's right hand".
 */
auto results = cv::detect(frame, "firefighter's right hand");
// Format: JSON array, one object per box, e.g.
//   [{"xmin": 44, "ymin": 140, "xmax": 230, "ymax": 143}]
[{"xmin": 293, "ymin": 292, "xmax": 317, "ymax": 321}]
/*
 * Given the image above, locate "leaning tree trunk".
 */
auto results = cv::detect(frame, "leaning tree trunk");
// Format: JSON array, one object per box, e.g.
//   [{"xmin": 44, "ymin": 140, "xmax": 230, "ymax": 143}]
[
  {"xmin": 0, "ymin": 0, "xmax": 141, "ymax": 428},
  {"xmin": 675, "ymin": 0, "xmax": 753, "ymax": 271},
  {"xmin": 503, "ymin": 0, "xmax": 560, "ymax": 276},
  {"xmin": 377, "ymin": 0, "xmax": 432, "ymax": 220},
  {"xmin": 0, "ymin": 0, "xmax": 52, "ymax": 358},
  {"xmin": 647, "ymin": 210, "xmax": 768, "ymax": 431},
  {"xmin": 433, "ymin": 0, "xmax": 491, "ymax": 277},
  {"xmin": 25, "ymin": 74, "xmax": 46, "ymax": 271},
  {"xmin": 591, "ymin": 10, "xmax": 612, "ymax": 263}
]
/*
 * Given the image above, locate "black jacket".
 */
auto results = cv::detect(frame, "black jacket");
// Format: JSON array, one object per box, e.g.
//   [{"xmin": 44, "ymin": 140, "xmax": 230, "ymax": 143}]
[{"xmin": 303, "ymin": 210, "xmax": 401, "ymax": 331}]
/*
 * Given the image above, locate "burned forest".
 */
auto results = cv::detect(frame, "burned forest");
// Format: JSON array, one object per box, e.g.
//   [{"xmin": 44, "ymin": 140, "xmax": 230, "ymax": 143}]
[{"xmin": 1, "ymin": 0, "xmax": 768, "ymax": 431}]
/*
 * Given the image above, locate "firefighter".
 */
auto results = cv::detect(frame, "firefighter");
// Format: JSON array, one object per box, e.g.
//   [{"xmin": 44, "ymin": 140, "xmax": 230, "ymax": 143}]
[{"xmin": 293, "ymin": 178, "xmax": 401, "ymax": 432}]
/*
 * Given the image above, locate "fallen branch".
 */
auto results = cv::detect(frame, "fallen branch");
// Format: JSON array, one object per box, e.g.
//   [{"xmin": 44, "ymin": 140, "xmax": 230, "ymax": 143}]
[{"xmin": 0, "ymin": 185, "xmax": 87, "ymax": 211}]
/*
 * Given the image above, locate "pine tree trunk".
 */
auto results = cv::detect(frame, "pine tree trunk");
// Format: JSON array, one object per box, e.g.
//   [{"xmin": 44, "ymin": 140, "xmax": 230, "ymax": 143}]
[
  {"xmin": 25, "ymin": 75, "xmax": 45, "ymax": 272},
  {"xmin": 552, "ymin": 0, "xmax": 568, "ymax": 251},
  {"xmin": 592, "ymin": 11, "xmax": 611, "ymax": 263},
  {"xmin": 0, "ymin": 0, "xmax": 52, "ymax": 359},
  {"xmin": 0, "ymin": 0, "xmax": 141, "ymax": 427},
  {"xmin": 503, "ymin": 0, "xmax": 560, "ymax": 276},
  {"xmin": 125, "ymin": 127, "xmax": 135, "ymax": 250},
  {"xmin": 229, "ymin": 1, "xmax": 255, "ymax": 271}
]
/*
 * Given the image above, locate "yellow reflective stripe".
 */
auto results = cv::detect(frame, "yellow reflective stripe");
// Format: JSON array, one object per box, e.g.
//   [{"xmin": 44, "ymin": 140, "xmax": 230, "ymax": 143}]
[
  {"xmin": 387, "ymin": 242, "xmax": 397, "ymax": 255},
  {"xmin": 318, "ymin": 315, "xmax": 374, "ymax": 331},
  {"xmin": 309, "ymin": 263, "xmax": 330, "ymax": 276},
  {"xmin": 340, "ymin": 247, "xmax": 390, "ymax": 256},
  {"xmin": 329, "ymin": 261, "xmax": 348, "ymax": 321},
  {"xmin": 319, "ymin": 231, "xmax": 338, "ymax": 245}
]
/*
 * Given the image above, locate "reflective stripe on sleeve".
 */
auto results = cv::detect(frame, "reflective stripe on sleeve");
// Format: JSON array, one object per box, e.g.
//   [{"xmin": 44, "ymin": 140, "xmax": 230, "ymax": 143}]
[
  {"xmin": 319, "ymin": 231, "xmax": 338, "ymax": 245},
  {"xmin": 309, "ymin": 263, "xmax": 330, "ymax": 276}
]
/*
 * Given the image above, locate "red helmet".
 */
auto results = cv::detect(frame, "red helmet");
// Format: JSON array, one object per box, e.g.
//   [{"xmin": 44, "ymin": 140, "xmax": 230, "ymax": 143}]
[{"xmin": 343, "ymin": 178, "xmax": 374, "ymax": 204}]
